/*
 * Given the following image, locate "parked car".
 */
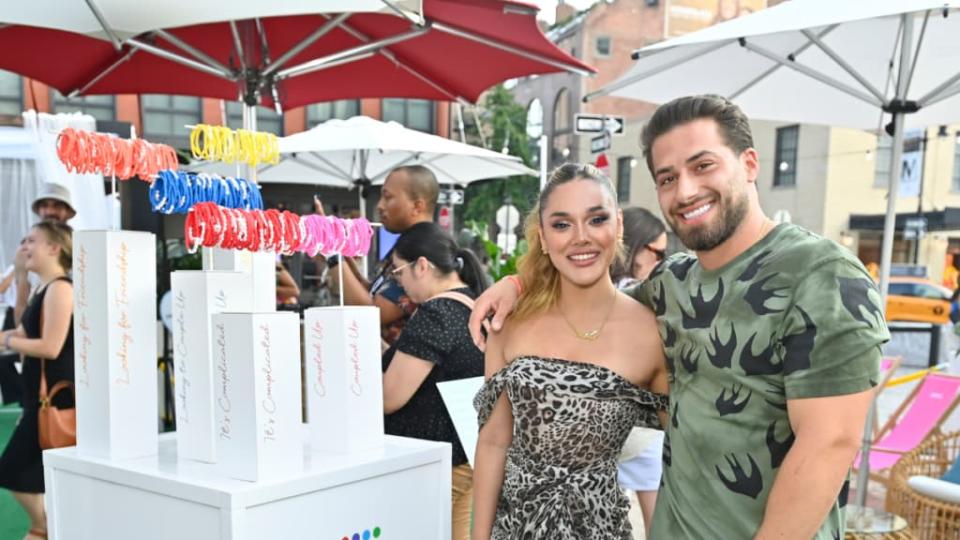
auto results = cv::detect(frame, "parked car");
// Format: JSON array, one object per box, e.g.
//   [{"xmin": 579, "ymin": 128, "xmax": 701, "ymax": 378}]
[{"xmin": 885, "ymin": 276, "xmax": 952, "ymax": 325}]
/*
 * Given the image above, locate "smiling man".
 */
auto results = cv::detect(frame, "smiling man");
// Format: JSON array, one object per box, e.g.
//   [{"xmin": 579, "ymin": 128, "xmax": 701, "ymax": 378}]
[{"xmin": 469, "ymin": 95, "xmax": 888, "ymax": 539}]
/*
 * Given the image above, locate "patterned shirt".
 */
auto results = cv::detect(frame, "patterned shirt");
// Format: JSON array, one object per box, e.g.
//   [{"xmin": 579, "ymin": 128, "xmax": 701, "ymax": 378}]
[{"xmin": 628, "ymin": 223, "xmax": 888, "ymax": 539}]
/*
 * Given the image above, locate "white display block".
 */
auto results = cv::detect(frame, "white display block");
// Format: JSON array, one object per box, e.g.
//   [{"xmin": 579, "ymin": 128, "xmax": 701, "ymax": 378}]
[
  {"xmin": 212, "ymin": 312, "xmax": 302, "ymax": 481},
  {"xmin": 44, "ymin": 432, "xmax": 451, "ymax": 540},
  {"xmin": 202, "ymin": 248, "xmax": 275, "ymax": 312},
  {"xmin": 303, "ymin": 306, "xmax": 384, "ymax": 453},
  {"xmin": 72, "ymin": 230, "xmax": 158, "ymax": 459},
  {"xmin": 171, "ymin": 271, "xmax": 253, "ymax": 463}
]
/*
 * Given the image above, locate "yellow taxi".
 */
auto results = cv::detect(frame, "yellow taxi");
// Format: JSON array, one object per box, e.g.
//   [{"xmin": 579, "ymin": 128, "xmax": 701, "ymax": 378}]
[{"xmin": 886, "ymin": 276, "xmax": 952, "ymax": 325}]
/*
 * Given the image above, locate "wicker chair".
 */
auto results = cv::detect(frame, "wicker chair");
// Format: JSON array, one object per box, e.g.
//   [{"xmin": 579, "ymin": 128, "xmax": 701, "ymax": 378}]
[{"xmin": 886, "ymin": 431, "xmax": 960, "ymax": 540}]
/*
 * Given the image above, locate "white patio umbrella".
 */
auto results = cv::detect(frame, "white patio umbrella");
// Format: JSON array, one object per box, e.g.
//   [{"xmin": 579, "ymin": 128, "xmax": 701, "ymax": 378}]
[
  {"xmin": 190, "ymin": 115, "xmax": 537, "ymax": 216},
  {"xmin": 586, "ymin": 0, "xmax": 960, "ymax": 513}
]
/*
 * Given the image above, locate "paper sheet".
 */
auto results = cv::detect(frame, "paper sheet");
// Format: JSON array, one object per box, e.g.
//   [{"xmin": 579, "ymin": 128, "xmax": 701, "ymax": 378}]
[{"xmin": 437, "ymin": 376, "xmax": 484, "ymax": 468}]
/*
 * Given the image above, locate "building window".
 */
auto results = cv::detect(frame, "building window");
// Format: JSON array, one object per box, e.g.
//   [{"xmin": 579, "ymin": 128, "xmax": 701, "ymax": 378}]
[
  {"xmin": 306, "ymin": 99, "xmax": 360, "ymax": 128},
  {"xmin": 953, "ymin": 135, "xmax": 960, "ymax": 192},
  {"xmin": 51, "ymin": 90, "xmax": 115, "ymax": 123},
  {"xmin": 225, "ymin": 101, "xmax": 283, "ymax": 135},
  {"xmin": 773, "ymin": 125, "xmax": 798, "ymax": 187},
  {"xmin": 595, "ymin": 36, "xmax": 612, "ymax": 57},
  {"xmin": 874, "ymin": 134, "xmax": 893, "ymax": 188},
  {"xmin": 142, "ymin": 95, "xmax": 202, "ymax": 144},
  {"xmin": 551, "ymin": 88, "xmax": 572, "ymax": 165},
  {"xmin": 617, "ymin": 157, "xmax": 632, "ymax": 202},
  {"xmin": 382, "ymin": 99, "xmax": 434, "ymax": 133},
  {"xmin": 0, "ymin": 70, "xmax": 22, "ymax": 116}
]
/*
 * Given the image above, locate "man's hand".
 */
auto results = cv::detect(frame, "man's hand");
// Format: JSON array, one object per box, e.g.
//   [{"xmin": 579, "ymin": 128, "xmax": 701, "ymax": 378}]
[
  {"xmin": 313, "ymin": 195, "xmax": 325, "ymax": 216},
  {"xmin": 468, "ymin": 278, "xmax": 520, "ymax": 351}
]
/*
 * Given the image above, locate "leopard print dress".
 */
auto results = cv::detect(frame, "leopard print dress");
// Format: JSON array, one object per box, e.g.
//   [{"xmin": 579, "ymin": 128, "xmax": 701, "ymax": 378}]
[{"xmin": 475, "ymin": 355, "xmax": 668, "ymax": 539}]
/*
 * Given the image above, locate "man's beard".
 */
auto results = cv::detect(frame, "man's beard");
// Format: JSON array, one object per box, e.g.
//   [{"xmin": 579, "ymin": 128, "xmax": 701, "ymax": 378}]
[{"xmin": 669, "ymin": 190, "xmax": 749, "ymax": 252}]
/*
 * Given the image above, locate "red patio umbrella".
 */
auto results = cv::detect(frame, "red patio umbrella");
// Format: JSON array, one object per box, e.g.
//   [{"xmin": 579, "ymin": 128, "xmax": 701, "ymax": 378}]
[{"xmin": 0, "ymin": 0, "xmax": 592, "ymax": 111}]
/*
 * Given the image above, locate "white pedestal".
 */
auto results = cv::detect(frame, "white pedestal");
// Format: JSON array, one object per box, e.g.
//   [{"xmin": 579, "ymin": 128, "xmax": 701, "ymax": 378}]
[
  {"xmin": 212, "ymin": 312, "xmax": 302, "ymax": 481},
  {"xmin": 303, "ymin": 306, "xmax": 384, "ymax": 453},
  {"xmin": 171, "ymin": 271, "xmax": 253, "ymax": 463},
  {"xmin": 202, "ymin": 248, "xmax": 275, "ymax": 312},
  {"xmin": 43, "ymin": 432, "xmax": 451, "ymax": 540},
  {"xmin": 72, "ymin": 230, "xmax": 158, "ymax": 460}
]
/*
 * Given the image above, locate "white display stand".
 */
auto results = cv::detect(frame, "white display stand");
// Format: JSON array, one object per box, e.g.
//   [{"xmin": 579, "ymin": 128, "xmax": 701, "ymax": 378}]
[
  {"xmin": 202, "ymin": 247, "xmax": 275, "ymax": 312},
  {"xmin": 303, "ymin": 306, "xmax": 384, "ymax": 453},
  {"xmin": 212, "ymin": 312, "xmax": 302, "ymax": 481},
  {"xmin": 72, "ymin": 230, "xmax": 158, "ymax": 460},
  {"xmin": 43, "ymin": 432, "xmax": 451, "ymax": 540},
  {"xmin": 170, "ymin": 271, "xmax": 253, "ymax": 463}
]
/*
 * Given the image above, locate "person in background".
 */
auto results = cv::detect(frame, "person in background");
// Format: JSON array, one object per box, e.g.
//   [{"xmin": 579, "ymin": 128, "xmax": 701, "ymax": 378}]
[
  {"xmin": 276, "ymin": 260, "xmax": 300, "ymax": 307},
  {"xmin": 609, "ymin": 206, "xmax": 670, "ymax": 536},
  {"xmin": 381, "ymin": 222, "xmax": 488, "ymax": 540},
  {"xmin": 0, "ymin": 259, "xmax": 22, "ymax": 405},
  {"xmin": 325, "ymin": 165, "xmax": 439, "ymax": 345},
  {"xmin": 0, "ymin": 221, "xmax": 76, "ymax": 540},
  {"xmin": 13, "ymin": 184, "xmax": 76, "ymax": 328}
]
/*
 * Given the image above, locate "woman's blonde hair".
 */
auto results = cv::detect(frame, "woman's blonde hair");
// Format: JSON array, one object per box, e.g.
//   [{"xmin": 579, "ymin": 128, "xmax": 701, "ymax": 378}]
[
  {"xmin": 33, "ymin": 220, "xmax": 73, "ymax": 273},
  {"xmin": 512, "ymin": 163, "xmax": 621, "ymax": 322}
]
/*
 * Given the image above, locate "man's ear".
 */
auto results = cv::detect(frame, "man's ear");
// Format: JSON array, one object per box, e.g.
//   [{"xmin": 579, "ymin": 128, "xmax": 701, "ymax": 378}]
[{"xmin": 741, "ymin": 148, "xmax": 760, "ymax": 184}]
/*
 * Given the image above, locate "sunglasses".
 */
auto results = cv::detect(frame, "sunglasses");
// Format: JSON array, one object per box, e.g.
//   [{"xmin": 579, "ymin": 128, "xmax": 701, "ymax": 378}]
[{"xmin": 645, "ymin": 245, "xmax": 667, "ymax": 261}]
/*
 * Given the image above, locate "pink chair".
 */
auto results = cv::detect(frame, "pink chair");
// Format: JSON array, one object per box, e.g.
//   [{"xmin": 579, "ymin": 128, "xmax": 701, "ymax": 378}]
[{"xmin": 855, "ymin": 372, "xmax": 960, "ymax": 485}]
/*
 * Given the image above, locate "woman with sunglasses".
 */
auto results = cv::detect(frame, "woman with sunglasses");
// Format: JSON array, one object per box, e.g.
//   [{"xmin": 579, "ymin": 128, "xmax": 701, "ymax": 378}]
[
  {"xmin": 610, "ymin": 206, "xmax": 669, "ymax": 535},
  {"xmin": 613, "ymin": 207, "xmax": 668, "ymax": 288},
  {"xmin": 381, "ymin": 221, "xmax": 488, "ymax": 540}
]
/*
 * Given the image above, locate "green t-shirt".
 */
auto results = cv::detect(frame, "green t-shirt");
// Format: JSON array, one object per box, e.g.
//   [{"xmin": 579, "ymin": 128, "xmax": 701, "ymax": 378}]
[{"xmin": 630, "ymin": 223, "xmax": 888, "ymax": 539}]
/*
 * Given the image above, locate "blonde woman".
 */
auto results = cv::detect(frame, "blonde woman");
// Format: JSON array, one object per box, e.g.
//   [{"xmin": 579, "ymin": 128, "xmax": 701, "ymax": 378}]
[
  {"xmin": 472, "ymin": 164, "xmax": 669, "ymax": 540},
  {"xmin": 0, "ymin": 221, "xmax": 75, "ymax": 540}
]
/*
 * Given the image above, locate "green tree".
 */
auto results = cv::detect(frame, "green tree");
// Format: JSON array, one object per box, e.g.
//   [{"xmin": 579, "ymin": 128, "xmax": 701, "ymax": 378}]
[{"xmin": 462, "ymin": 85, "xmax": 540, "ymax": 233}]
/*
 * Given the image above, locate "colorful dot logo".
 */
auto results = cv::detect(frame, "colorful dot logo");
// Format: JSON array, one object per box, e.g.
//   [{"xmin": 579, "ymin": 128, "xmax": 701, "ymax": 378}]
[{"xmin": 341, "ymin": 526, "xmax": 381, "ymax": 540}]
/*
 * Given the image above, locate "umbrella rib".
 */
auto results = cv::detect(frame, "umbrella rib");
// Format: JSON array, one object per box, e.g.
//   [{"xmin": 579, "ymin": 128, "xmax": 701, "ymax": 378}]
[
  {"xmin": 83, "ymin": 0, "xmax": 122, "ymax": 50},
  {"xmin": 903, "ymin": 10, "xmax": 931, "ymax": 99},
  {"xmin": 310, "ymin": 152, "xmax": 356, "ymax": 181},
  {"xmin": 920, "ymin": 78, "xmax": 960, "ymax": 108},
  {"xmin": 230, "ymin": 21, "xmax": 247, "ymax": 71},
  {"xmin": 431, "ymin": 21, "xmax": 593, "ymax": 78},
  {"xmin": 262, "ymin": 14, "xmax": 351, "ymax": 77},
  {"xmin": 730, "ymin": 26, "xmax": 835, "ymax": 101},
  {"xmin": 276, "ymin": 25, "xmax": 429, "ymax": 80},
  {"xmin": 155, "ymin": 30, "xmax": 235, "ymax": 77},
  {"xmin": 739, "ymin": 39, "xmax": 883, "ymax": 108},
  {"xmin": 128, "ymin": 38, "xmax": 234, "ymax": 80},
  {"xmin": 336, "ymin": 21, "xmax": 466, "ymax": 102},
  {"xmin": 68, "ymin": 47, "xmax": 138, "ymax": 97},
  {"xmin": 799, "ymin": 27, "xmax": 885, "ymax": 103},
  {"xmin": 583, "ymin": 42, "xmax": 726, "ymax": 102},
  {"xmin": 289, "ymin": 155, "xmax": 351, "ymax": 183},
  {"xmin": 380, "ymin": 0, "xmax": 423, "ymax": 25}
]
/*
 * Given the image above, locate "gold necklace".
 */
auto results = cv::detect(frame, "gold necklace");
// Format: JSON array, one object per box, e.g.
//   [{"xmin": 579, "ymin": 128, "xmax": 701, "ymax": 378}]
[{"xmin": 560, "ymin": 288, "xmax": 618, "ymax": 341}]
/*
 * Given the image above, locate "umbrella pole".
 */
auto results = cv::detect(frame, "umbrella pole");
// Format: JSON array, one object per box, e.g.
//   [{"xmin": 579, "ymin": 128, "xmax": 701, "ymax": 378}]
[{"xmin": 854, "ymin": 12, "xmax": 914, "ymax": 511}]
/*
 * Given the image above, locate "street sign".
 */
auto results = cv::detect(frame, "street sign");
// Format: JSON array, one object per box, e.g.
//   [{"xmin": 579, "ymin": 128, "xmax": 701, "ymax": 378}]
[
  {"xmin": 575, "ymin": 114, "xmax": 626, "ymax": 136},
  {"xmin": 590, "ymin": 132, "xmax": 611, "ymax": 154},
  {"xmin": 437, "ymin": 189, "xmax": 465, "ymax": 205},
  {"xmin": 905, "ymin": 217, "xmax": 927, "ymax": 230}
]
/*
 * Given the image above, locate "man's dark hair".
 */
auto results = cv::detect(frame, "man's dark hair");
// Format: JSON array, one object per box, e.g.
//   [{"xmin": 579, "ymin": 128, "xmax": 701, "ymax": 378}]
[
  {"xmin": 393, "ymin": 165, "xmax": 439, "ymax": 214},
  {"xmin": 640, "ymin": 95, "xmax": 754, "ymax": 176}
]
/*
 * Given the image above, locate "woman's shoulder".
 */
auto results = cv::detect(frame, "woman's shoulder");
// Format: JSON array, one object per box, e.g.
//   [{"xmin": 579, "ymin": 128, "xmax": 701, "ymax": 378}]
[{"xmin": 616, "ymin": 289, "xmax": 655, "ymax": 322}]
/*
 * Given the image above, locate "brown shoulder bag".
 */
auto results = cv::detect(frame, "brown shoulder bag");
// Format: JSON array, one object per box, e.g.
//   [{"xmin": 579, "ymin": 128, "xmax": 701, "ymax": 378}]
[{"xmin": 38, "ymin": 358, "xmax": 76, "ymax": 449}]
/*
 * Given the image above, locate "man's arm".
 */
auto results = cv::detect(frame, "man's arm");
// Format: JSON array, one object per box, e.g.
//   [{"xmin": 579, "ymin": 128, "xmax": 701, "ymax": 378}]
[
  {"xmin": 468, "ymin": 278, "xmax": 519, "ymax": 351},
  {"xmin": 328, "ymin": 258, "xmax": 373, "ymax": 306},
  {"xmin": 754, "ymin": 388, "xmax": 872, "ymax": 539}
]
